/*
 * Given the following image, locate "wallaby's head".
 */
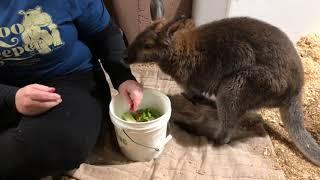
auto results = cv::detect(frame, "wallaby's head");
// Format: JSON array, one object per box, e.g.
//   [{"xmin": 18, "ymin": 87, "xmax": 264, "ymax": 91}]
[{"xmin": 124, "ymin": 0, "xmax": 194, "ymax": 64}]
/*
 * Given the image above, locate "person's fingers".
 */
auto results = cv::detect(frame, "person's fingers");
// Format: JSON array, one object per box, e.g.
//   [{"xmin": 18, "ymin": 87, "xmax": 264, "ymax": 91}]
[
  {"xmin": 29, "ymin": 90, "xmax": 61, "ymax": 102},
  {"xmin": 118, "ymin": 80, "xmax": 144, "ymax": 111},
  {"xmin": 23, "ymin": 99, "xmax": 62, "ymax": 116},
  {"xmin": 129, "ymin": 82, "xmax": 143, "ymax": 111},
  {"xmin": 119, "ymin": 88, "xmax": 134, "ymax": 110},
  {"xmin": 35, "ymin": 99, "xmax": 62, "ymax": 109},
  {"xmin": 31, "ymin": 84, "xmax": 56, "ymax": 93},
  {"xmin": 129, "ymin": 89, "xmax": 143, "ymax": 111},
  {"xmin": 122, "ymin": 91, "xmax": 134, "ymax": 110}
]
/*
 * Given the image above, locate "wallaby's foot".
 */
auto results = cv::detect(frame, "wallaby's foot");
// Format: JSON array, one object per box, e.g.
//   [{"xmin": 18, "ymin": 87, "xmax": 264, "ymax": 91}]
[
  {"xmin": 173, "ymin": 104, "xmax": 220, "ymax": 140},
  {"xmin": 174, "ymin": 121, "xmax": 202, "ymax": 136},
  {"xmin": 174, "ymin": 115, "xmax": 219, "ymax": 139},
  {"xmin": 215, "ymin": 131, "xmax": 232, "ymax": 144}
]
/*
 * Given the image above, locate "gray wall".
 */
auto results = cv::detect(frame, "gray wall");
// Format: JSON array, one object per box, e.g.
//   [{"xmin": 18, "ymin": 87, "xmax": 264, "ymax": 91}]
[{"xmin": 105, "ymin": 0, "xmax": 193, "ymax": 44}]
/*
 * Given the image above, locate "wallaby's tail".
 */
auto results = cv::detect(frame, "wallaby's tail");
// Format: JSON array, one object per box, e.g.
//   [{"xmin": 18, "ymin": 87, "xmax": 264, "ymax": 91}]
[{"xmin": 280, "ymin": 94, "xmax": 320, "ymax": 166}]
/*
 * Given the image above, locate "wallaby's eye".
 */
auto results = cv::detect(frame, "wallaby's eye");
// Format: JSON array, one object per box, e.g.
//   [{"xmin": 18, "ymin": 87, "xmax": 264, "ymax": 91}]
[
  {"xmin": 144, "ymin": 43, "xmax": 153, "ymax": 49},
  {"xmin": 144, "ymin": 38, "xmax": 155, "ymax": 49}
]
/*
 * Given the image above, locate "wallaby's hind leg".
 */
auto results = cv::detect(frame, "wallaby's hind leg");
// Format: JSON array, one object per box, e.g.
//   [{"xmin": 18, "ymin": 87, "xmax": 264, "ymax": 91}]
[
  {"xmin": 215, "ymin": 96, "xmax": 242, "ymax": 144},
  {"xmin": 214, "ymin": 74, "xmax": 265, "ymax": 144}
]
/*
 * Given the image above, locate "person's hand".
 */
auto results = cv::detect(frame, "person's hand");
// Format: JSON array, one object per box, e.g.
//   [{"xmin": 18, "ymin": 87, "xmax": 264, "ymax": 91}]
[
  {"xmin": 15, "ymin": 84, "xmax": 62, "ymax": 116},
  {"xmin": 118, "ymin": 80, "xmax": 143, "ymax": 111}
]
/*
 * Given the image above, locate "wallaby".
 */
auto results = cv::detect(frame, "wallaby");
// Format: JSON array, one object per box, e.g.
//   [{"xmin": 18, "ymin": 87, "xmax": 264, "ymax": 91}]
[{"xmin": 123, "ymin": 0, "xmax": 320, "ymax": 166}]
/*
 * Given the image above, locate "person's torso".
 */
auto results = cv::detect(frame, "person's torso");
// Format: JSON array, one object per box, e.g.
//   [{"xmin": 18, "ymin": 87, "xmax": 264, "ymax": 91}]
[{"xmin": 0, "ymin": 0, "xmax": 93, "ymax": 84}]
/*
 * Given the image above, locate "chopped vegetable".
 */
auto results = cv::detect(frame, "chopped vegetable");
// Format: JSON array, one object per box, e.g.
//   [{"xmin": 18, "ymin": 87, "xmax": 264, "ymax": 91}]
[
  {"xmin": 121, "ymin": 112, "xmax": 136, "ymax": 122},
  {"xmin": 121, "ymin": 108, "xmax": 161, "ymax": 122}
]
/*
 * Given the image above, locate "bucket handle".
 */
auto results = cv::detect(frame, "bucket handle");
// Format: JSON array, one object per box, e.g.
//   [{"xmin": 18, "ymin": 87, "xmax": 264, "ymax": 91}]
[{"xmin": 122, "ymin": 123, "xmax": 172, "ymax": 152}]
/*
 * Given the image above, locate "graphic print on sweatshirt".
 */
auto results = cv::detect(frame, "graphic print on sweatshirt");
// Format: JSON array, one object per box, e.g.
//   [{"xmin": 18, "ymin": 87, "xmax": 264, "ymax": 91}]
[{"xmin": 0, "ymin": 6, "xmax": 64, "ymax": 61}]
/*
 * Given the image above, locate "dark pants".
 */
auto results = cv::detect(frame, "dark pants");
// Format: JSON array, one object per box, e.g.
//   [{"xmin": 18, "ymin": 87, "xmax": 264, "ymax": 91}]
[{"xmin": 0, "ymin": 69, "xmax": 110, "ymax": 179}]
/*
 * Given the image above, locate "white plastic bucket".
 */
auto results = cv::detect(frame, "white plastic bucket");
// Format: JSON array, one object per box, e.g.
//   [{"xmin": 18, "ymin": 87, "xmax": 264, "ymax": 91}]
[{"xmin": 109, "ymin": 88, "xmax": 172, "ymax": 161}]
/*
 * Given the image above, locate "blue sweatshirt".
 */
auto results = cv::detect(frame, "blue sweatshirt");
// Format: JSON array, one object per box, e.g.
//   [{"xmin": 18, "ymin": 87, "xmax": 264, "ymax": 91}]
[{"xmin": 0, "ymin": 0, "xmax": 110, "ymax": 83}]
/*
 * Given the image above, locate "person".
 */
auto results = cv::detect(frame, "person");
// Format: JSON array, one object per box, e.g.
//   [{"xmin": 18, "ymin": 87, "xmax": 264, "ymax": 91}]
[{"xmin": 0, "ymin": 0, "xmax": 143, "ymax": 178}]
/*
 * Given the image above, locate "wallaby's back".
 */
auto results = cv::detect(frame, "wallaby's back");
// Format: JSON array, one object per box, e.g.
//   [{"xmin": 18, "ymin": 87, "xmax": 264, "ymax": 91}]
[{"xmin": 191, "ymin": 17, "xmax": 304, "ymax": 102}]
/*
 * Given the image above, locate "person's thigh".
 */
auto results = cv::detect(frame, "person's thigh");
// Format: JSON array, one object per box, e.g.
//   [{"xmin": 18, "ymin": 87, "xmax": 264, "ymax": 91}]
[
  {"xmin": 0, "ymin": 88, "xmax": 21, "ymax": 133},
  {"xmin": 0, "ymin": 71, "xmax": 110, "ymax": 178},
  {"xmin": 0, "ymin": 108, "xmax": 19, "ymax": 134}
]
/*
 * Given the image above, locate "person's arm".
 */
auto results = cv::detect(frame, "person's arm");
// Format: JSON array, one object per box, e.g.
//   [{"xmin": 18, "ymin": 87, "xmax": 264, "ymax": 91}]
[
  {"xmin": 74, "ymin": 0, "xmax": 143, "ymax": 111},
  {"xmin": 73, "ymin": 0, "xmax": 136, "ymax": 89},
  {"xmin": 82, "ymin": 20, "xmax": 143, "ymax": 111},
  {"xmin": 83, "ymin": 20, "xmax": 136, "ymax": 89}
]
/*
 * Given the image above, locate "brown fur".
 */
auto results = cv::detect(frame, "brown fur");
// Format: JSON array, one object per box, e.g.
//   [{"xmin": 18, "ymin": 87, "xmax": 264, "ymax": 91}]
[{"xmin": 124, "ymin": 16, "xmax": 320, "ymax": 166}]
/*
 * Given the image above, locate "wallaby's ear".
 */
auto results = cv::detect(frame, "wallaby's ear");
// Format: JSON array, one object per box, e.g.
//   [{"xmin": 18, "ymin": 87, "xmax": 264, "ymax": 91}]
[
  {"xmin": 153, "ymin": 21, "xmax": 165, "ymax": 33},
  {"xmin": 150, "ymin": 0, "xmax": 164, "ymax": 21},
  {"xmin": 163, "ymin": 14, "xmax": 190, "ymax": 37}
]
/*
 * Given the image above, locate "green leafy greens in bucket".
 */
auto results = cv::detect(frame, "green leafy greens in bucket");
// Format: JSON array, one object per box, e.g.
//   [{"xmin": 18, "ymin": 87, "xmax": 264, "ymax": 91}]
[{"xmin": 122, "ymin": 108, "xmax": 162, "ymax": 122}]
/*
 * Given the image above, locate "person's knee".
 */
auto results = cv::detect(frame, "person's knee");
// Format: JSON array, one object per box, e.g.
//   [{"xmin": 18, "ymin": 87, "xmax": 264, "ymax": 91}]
[
  {"xmin": 0, "ymin": 127, "xmax": 96, "ymax": 177},
  {"xmin": 37, "ymin": 127, "xmax": 96, "ymax": 172},
  {"xmin": 60, "ymin": 134, "xmax": 94, "ymax": 166}
]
